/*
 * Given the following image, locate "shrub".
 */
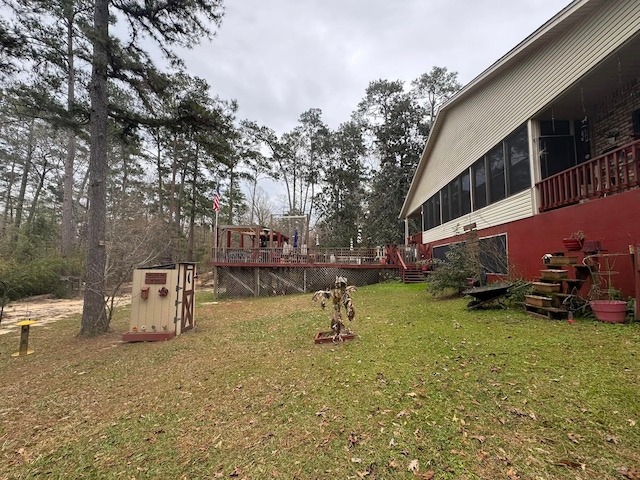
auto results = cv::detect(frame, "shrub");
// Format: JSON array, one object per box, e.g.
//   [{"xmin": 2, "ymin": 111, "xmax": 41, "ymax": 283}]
[
  {"xmin": 0, "ymin": 256, "xmax": 83, "ymax": 301},
  {"xmin": 426, "ymin": 241, "xmax": 479, "ymax": 295}
]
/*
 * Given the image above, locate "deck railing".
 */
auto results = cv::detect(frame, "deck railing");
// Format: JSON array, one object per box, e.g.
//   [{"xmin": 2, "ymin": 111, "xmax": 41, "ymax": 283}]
[
  {"xmin": 211, "ymin": 246, "xmax": 385, "ymax": 266},
  {"xmin": 536, "ymin": 139, "xmax": 640, "ymax": 212}
]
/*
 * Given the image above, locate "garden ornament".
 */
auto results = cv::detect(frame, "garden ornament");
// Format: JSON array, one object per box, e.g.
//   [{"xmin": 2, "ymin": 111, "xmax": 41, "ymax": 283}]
[{"xmin": 312, "ymin": 276, "xmax": 357, "ymax": 341}]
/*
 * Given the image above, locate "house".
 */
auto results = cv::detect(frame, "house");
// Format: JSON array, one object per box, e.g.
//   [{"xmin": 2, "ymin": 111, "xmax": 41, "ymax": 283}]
[{"xmin": 400, "ymin": 0, "xmax": 640, "ymax": 297}]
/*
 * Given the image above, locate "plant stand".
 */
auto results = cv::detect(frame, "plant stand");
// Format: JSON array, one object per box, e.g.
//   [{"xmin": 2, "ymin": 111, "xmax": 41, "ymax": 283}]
[
  {"xmin": 524, "ymin": 304, "xmax": 570, "ymax": 320},
  {"xmin": 527, "ymin": 250, "xmax": 594, "ymax": 320},
  {"xmin": 314, "ymin": 331, "xmax": 355, "ymax": 344}
]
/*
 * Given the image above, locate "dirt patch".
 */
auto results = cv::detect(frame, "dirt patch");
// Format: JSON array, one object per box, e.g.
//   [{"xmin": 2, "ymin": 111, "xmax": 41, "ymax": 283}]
[
  {"xmin": 0, "ymin": 293, "xmax": 131, "ymax": 335},
  {"xmin": 0, "ymin": 276, "xmax": 214, "ymax": 335}
]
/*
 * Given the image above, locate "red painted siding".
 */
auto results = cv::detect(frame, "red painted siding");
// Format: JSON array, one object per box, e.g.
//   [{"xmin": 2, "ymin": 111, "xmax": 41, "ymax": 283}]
[{"xmin": 427, "ymin": 189, "xmax": 640, "ymax": 297}]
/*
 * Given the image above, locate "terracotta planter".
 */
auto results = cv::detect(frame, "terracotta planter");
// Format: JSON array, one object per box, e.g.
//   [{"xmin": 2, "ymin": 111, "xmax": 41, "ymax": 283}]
[
  {"xmin": 563, "ymin": 238, "xmax": 584, "ymax": 251},
  {"xmin": 590, "ymin": 300, "xmax": 627, "ymax": 323}
]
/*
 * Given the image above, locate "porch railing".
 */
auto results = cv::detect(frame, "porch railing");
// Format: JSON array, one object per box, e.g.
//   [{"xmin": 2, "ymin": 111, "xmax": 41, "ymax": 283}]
[
  {"xmin": 211, "ymin": 246, "xmax": 385, "ymax": 266},
  {"xmin": 536, "ymin": 139, "xmax": 640, "ymax": 212}
]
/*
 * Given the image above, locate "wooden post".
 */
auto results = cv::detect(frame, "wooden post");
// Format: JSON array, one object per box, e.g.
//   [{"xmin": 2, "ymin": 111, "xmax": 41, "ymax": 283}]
[
  {"xmin": 12, "ymin": 320, "xmax": 36, "ymax": 356},
  {"xmin": 634, "ymin": 245, "xmax": 640, "ymax": 321}
]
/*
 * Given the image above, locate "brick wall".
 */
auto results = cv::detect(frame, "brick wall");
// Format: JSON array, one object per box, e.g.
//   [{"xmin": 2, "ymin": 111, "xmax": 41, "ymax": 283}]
[{"xmin": 593, "ymin": 79, "xmax": 640, "ymax": 155}]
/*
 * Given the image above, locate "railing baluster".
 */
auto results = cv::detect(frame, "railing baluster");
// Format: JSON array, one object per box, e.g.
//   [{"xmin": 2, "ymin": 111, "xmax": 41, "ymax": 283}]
[
  {"xmin": 580, "ymin": 163, "xmax": 588, "ymax": 199},
  {"xmin": 632, "ymin": 144, "xmax": 640, "ymax": 187},
  {"xmin": 603, "ymin": 155, "xmax": 611, "ymax": 194},
  {"xmin": 568, "ymin": 169, "xmax": 576, "ymax": 202},
  {"xmin": 536, "ymin": 139, "xmax": 640, "ymax": 210},
  {"xmin": 621, "ymin": 147, "xmax": 630, "ymax": 189}
]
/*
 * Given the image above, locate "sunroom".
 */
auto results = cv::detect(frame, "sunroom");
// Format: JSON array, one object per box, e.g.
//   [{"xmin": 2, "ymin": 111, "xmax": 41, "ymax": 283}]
[{"xmin": 408, "ymin": 0, "xmax": 640, "ymax": 239}]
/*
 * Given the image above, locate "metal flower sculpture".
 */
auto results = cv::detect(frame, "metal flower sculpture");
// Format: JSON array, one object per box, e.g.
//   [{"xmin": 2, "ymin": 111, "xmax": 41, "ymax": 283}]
[{"xmin": 312, "ymin": 276, "xmax": 356, "ymax": 341}]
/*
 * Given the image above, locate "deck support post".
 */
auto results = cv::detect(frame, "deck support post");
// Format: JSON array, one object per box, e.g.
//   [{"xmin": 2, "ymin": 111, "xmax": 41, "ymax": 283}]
[
  {"xmin": 634, "ymin": 245, "xmax": 640, "ymax": 321},
  {"xmin": 254, "ymin": 267, "xmax": 260, "ymax": 298}
]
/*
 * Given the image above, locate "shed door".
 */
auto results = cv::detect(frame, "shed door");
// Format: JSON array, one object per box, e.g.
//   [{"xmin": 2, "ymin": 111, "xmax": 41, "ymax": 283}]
[{"xmin": 181, "ymin": 264, "xmax": 195, "ymax": 332}]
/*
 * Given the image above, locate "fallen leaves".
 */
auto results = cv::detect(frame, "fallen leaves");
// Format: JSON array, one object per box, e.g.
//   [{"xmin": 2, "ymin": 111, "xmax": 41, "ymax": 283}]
[
  {"xmin": 567, "ymin": 432, "xmax": 584, "ymax": 444},
  {"xmin": 315, "ymin": 405, "xmax": 328, "ymax": 417},
  {"xmin": 605, "ymin": 434, "xmax": 619, "ymax": 444},
  {"xmin": 554, "ymin": 459, "xmax": 584, "ymax": 469},
  {"xmin": 617, "ymin": 467, "xmax": 640, "ymax": 479},
  {"xmin": 416, "ymin": 471, "xmax": 435, "ymax": 479},
  {"xmin": 508, "ymin": 407, "xmax": 537, "ymax": 421}
]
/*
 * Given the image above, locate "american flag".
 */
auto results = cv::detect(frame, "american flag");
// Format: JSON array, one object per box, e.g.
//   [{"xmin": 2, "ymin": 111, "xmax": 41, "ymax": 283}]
[{"xmin": 213, "ymin": 184, "xmax": 221, "ymax": 212}]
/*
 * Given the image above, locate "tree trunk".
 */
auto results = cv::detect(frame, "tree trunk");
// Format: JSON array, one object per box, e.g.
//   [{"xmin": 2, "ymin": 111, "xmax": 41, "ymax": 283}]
[
  {"xmin": 26, "ymin": 157, "xmax": 51, "ymax": 228},
  {"xmin": 61, "ymin": 5, "xmax": 77, "ymax": 257},
  {"xmin": 13, "ymin": 119, "xmax": 35, "ymax": 242},
  {"xmin": 228, "ymin": 166, "xmax": 235, "ymax": 223},
  {"xmin": 2, "ymin": 159, "xmax": 17, "ymax": 238},
  {"xmin": 155, "ymin": 129, "xmax": 164, "ymax": 216},
  {"xmin": 169, "ymin": 135, "xmax": 178, "ymax": 227},
  {"xmin": 80, "ymin": 0, "xmax": 109, "ymax": 336},
  {"xmin": 249, "ymin": 176, "xmax": 257, "ymax": 224},
  {"xmin": 187, "ymin": 144, "xmax": 198, "ymax": 261},
  {"xmin": 176, "ymin": 154, "xmax": 188, "ymax": 229}
]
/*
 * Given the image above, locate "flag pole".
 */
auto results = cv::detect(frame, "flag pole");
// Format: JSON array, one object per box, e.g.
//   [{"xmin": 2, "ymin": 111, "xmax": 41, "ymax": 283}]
[{"xmin": 214, "ymin": 208, "xmax": 219, "ymax": 261}]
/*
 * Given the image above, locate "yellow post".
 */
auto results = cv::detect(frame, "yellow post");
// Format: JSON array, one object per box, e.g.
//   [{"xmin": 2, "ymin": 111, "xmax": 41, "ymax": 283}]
[{"xmin": 12, "ymin": 320, "xmax": 36, "ymax": 357}]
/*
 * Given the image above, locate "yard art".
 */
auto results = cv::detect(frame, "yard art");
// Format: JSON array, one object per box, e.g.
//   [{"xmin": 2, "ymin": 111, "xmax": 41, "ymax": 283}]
[{"xmin": 312, "ymin": 276, "xmax": 356, "ymax": 343}]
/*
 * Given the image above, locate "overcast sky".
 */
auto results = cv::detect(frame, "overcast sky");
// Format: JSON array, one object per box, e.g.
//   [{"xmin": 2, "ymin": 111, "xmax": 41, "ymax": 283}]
[{"xmin": 179, "ymin": 0, "xmax": 574, "ymax": 135}]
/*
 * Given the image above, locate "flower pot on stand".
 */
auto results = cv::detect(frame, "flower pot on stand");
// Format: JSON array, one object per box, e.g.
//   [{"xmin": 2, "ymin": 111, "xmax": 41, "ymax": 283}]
[
  {"xmin": 589, "ymin": 300, "xmax": 627, "ymax": 323},
  {"xmin": 563, "ymin": 238, "xmax": 584, "ymax": 251}
]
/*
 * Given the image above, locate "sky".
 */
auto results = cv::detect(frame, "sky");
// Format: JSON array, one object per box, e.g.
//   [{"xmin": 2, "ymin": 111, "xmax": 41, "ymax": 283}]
[{"xmin": 180, "ymin": 0, "xmax": 575, "ymax": 136}]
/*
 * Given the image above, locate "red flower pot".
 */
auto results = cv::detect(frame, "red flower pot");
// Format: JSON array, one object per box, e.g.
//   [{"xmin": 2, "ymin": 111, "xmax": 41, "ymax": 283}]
[
  {"xmin": 563, "ymin": 238, "xmax": 584, "ymax": 251},
  {"xmin": 590, "ymin": 300, "xmax": 627, "ymax": 323}
]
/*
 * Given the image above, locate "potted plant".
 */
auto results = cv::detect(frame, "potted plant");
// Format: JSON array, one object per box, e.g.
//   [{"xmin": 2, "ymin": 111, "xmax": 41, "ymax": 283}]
[
  {"xmin": 415, "ymin": 259, "xmax": 432, "ymax": 272},
  {"xmin": 588, "ymin": 255, "xmax": 627, "ymax": 323},
  {"xmin": 590, "ymin": 298, "xmax": 627, "ymax": 323},
  {"xmin": 563, "ymin": 231, "xmax": 585, "ymax": 251}
]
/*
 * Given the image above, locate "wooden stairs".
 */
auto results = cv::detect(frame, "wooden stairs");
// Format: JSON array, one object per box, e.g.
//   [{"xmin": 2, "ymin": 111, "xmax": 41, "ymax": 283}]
[{"xmin": 402, "ymin": 265, "xmax": 426, "ymax": 284}]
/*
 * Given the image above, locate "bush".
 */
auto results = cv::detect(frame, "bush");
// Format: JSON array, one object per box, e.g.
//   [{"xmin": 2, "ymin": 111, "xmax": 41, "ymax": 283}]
[
  {"xmin": 0, "ymin": 256, "xmax": 83, "ymax": 301},
  {"xmin": 426, "ymin": 242, "xmax": 479, "ymax": 295}
]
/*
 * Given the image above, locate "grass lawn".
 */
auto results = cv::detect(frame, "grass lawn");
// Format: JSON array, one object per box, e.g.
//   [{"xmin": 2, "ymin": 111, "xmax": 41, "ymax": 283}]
[{"xmin": 1, "ymin": 282, "xmax": 639, "ymax": 479}]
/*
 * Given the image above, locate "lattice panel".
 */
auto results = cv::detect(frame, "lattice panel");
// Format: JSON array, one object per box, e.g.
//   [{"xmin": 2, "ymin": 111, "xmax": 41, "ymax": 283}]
[{"xmin": 216, "ymin": 266, "xmax": 392, "ymax": 298}]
